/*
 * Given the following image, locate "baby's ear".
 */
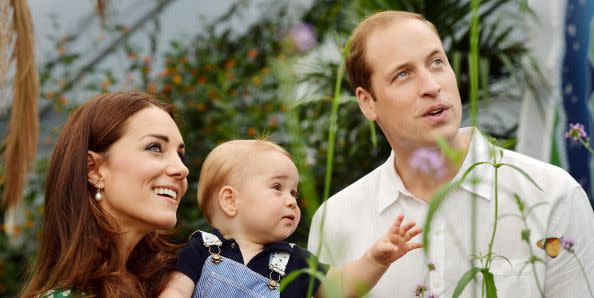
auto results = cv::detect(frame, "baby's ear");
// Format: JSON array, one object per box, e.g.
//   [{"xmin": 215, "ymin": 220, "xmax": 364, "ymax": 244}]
[{"xmin": 217, "ymin": 186, "xmax": 237, "ymax": 217}]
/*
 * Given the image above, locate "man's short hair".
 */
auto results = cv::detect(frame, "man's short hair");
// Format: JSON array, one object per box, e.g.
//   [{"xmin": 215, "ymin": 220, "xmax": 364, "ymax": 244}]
[{"xmin": 345, "ymin": 11, "xmax": 439, "ymax": 96}]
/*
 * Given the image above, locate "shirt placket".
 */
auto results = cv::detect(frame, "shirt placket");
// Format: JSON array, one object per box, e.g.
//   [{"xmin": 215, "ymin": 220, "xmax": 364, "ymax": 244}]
[{"xmin": 428, "ymin": 214, "xmax": 445, "ymax": 294}]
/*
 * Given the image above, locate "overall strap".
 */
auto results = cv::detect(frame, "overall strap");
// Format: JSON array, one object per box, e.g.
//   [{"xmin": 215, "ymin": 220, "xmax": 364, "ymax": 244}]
[
  {"xmin": 198, "ymin": 230, "xmax": 223, "ymax": 247},
  {"xmin": 267, "ymin": 243, "xmax": 295, "ymax": 289},
  {"xmin": 190, "ymin": 230, "xmax": 223, "ymax": 264}
]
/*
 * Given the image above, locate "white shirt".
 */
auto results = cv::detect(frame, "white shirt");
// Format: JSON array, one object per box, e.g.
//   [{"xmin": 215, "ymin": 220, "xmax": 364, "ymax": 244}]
[{"xmin": 308, "ymin": 128, "xmax": 594, "ymax": 297}]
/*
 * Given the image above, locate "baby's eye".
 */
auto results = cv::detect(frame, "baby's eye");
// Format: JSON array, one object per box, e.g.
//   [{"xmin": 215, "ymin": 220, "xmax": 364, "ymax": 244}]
[
  {"xmin": 145, "ymin": 143, "xmax": 162, "ymax": 152},
  {"xmin": 290, "ymin": 190, "xmax": 298, "ymax": 198},
  {"xmin": 272, "ymin": 183, "xmax": 282, "ymax": 191}
]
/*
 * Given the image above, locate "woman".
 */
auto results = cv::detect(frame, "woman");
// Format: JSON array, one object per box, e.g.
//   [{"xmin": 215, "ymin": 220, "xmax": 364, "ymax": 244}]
[{"xmin": 20, "ymin": 91, "xmax": 189, "ymax": 297}]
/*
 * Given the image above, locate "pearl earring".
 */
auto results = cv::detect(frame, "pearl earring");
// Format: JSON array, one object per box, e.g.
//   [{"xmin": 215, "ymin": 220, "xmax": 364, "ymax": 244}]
[
  {"xmin": 95, "ymin": 188, "xmax": 103, "ymax": 201},
  {"xmin": 95, "ymin": 177, "xmax": 103, "ymax": 201}
]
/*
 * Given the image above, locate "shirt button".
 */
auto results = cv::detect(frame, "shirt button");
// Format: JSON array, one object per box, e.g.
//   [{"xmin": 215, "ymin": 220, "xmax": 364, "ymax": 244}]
[{"xmin": 230, "ymin": 242, "xmax": 236, "ymax": 248}]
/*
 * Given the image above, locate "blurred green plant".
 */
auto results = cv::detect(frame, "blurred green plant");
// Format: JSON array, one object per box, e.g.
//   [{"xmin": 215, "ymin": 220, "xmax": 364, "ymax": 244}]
[{"xmin": 0, "ymin": 0, "xmax": 543, "ymax": 296}]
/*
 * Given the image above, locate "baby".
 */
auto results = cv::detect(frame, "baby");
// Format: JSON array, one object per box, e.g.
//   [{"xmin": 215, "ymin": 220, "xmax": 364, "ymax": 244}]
[{"xmin": 160, "ymin": 140, "xmax": 423, "ymax": 297}]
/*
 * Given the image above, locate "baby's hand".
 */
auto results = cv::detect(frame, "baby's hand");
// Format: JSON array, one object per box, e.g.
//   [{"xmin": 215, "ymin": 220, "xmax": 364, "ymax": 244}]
[{"xmin": 369, "ymin": 214, "xmax": 423, "ymax": 266}]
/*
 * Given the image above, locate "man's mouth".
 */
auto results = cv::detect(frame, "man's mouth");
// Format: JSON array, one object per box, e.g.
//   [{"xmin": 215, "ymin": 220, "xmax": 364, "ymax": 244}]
[{"xmin": 422, "ymin": 104, "xmax": 449, "ymax": 117}]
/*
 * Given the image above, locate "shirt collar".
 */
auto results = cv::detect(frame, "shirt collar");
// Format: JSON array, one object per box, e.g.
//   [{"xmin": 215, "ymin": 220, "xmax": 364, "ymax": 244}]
[
  {"xmin": 376, "ymin": 151, "xmax": 412, "ymax": 213},
  {"xmin": 376, "ymin": 127, "xmax": 494, "ymax": 213},
  {"xmin": 453, "ymin": 127, "xmax": 495, "ymax": 200},
  {"xmin": 210, "ymin": 228, "xmax": 294, "ymax": 253}
]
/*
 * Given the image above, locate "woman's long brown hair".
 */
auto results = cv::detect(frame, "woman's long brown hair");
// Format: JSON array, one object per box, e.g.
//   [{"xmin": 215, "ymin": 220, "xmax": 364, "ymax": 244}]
[{"xmin": 20, "ymin": 91, "xmax": 181, "ymax": 297}]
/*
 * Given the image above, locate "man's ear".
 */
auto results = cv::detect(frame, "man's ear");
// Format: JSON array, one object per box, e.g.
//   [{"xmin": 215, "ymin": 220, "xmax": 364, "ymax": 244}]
[
  {"xmin": 355, "ymin": 86, "xmax": 378, "ymax": 121},
  {"xmin": 218, "ymin": 186, "xmax": 238, "ymax": 217},
  {"xmin": 87, "ymin": 151, "xmax": 104, "ymax": 187}
]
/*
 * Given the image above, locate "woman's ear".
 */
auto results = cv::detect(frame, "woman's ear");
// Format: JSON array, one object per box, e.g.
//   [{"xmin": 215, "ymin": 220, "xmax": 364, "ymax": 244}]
[
  {"xmin": 87, "ymin": 151, "xmax": 104, "ymax": 187},
  {"xmin": 217, "ymin": 186, "xmax": 238, "ymax": 217}
]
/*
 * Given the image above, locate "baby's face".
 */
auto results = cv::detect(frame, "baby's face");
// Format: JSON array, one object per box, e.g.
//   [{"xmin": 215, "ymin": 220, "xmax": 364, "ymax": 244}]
[{"xmin": 234, "ymin": 149, "xmax": 301, "ymax": 243}]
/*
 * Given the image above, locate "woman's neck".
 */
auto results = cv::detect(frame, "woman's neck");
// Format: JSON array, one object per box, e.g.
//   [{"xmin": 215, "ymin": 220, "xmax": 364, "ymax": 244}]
[{"xmin": 117, "ymin": 229, "xmax": 146, "ymax": 269}]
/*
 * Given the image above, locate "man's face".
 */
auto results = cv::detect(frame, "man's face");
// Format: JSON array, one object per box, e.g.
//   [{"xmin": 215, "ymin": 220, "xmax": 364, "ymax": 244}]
[{"xmin": 356, "ymin": 18, "xmax": 463, "ymax": 149}]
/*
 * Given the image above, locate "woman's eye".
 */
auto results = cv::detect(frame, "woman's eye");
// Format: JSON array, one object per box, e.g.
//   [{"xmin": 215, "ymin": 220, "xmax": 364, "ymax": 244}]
[
  {"xmin": 145, "ymin": 143, "xmax": 162, "ymax": 152},
  {"xmin": 178, "ymin": 151, "xmax": 188, "ymax": 165}
]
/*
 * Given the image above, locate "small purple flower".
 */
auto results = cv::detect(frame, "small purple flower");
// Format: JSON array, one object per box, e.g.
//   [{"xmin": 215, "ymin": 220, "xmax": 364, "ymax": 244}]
[
  {"xmin": 561, "ymin": 237, "xmax": 575, "ymax": 252},
  {"xmin": 427, "ymin": 260, "xmax": 439, "ymax": 272},
  {"xmin": 426, "ymin": 291, "xmax": 439, "ymax": 298},
  {"xmin": 414, "ymin": 284, "xmax": 428, "ymax": 296},
  {"xmin": 565, "ymin": 123, "xmax": 588, "ymax": 141},
  {"xmin": 410, "ymin": 148, "xmax": 447, "ymax": 178},
  {"xmin": 289, "ymin": 22, "xmax": 316, "ymax": 52}
]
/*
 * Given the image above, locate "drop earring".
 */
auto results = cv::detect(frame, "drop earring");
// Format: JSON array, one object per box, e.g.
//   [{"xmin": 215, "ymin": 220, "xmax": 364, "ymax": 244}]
[
  {"xmin": 95, "ymin": 188, "xmax": 103, "ymax": 201},
  {"xmin": 95, "ymin": 177, "xmax": 103, "ymax": 201}
]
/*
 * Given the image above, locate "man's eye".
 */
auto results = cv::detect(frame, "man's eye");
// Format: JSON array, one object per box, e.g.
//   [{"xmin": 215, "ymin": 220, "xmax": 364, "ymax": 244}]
[
  {"xmin": 397, "ymin": 71, "xmax": 409, "ymax": 79},
  {"xmin": 432, "ymin": 58, "xmax": 443, "ymax": 65},
  {"xmin": 145, "ymin": 143, "xmax": 162, "ymax": 152}
]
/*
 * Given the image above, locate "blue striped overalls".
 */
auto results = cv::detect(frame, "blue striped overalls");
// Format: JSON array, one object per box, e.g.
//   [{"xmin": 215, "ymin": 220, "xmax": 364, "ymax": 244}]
[{"xmin": 193, "ymin": 231, "xmax": 293, "ymax": 298}]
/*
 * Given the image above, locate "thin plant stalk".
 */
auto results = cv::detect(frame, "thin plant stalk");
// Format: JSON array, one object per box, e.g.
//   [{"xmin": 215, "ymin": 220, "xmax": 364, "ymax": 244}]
[
  {"xmin": 571, "ymin": 252, "xmax": 594, "ymax": 298},
  {"xmin": 578, "ymin": 138, "xmax": 594, "ymax": 154},
  {"xmin": 322, "ymin": 49, "xmax": 346, "ymax": 201},
  {"xmin": 469, "ymin": 0, "xmax": 482, "ymax": 296},
  {"xmin": 307, "ymin": 41, "xmax": 349, "ymax": 298}
]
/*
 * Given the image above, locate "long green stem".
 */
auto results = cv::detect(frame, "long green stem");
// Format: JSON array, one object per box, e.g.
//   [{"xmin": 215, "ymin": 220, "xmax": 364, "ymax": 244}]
[
  {"xmin": 520, "ymin": 217, "xmax": 545, "ymax": 297},
  {"xmin": 571, "ymin": 252, "xmax": 594, "ymax": 298},
  {"xmin": 578, "ymin": 138, "xmax": 594, "ymax": 154},
  {"xmin": 322, "ymin": 51, "xmax": 345, "ymax": 201},
  {"xmin": 485, "ymin": 166, "xmax": 499, "ymax": 269},
  {"xmin": 469, "ymin": 0, "xmax": 481, "ymax": 296}
]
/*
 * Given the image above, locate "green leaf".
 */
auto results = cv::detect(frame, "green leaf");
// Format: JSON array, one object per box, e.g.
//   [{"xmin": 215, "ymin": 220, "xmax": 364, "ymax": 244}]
[
  {"xmin": 521, "ymin": 229, "xmax": 530, "ymax": 242},
  {"xmin": 513, "ymin": 193, "xmax": 525, "ymax": 213},
  {"xmin": 499, "ymin": 163, "xmax": 543, "ymax": 191},
  {"xmin": 424, "ymin": 161, "xmax": 491, "ymax": 253},
  {"xmin": 481, "ymin": 269, "xmax": 498, "ymax": 298},
  {"xmin": 423, "ymin": 180, "xmax": 461, "ymax": 253},
  {"xmin": 453, "ymin": 267, "xmax": 481, "ymax": 298}
]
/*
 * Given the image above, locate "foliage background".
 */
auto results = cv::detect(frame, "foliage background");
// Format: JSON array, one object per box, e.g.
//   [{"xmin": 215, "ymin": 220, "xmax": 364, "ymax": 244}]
[{"xmin": 0, "ymin": 0, "xmax": 540, "ymax": 295}]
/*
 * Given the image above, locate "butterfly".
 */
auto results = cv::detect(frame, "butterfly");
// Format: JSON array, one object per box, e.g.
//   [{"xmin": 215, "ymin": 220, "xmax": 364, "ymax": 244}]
[{"xmin": 536, "ymin": 237, "xmax": 561, "ymax": 258}]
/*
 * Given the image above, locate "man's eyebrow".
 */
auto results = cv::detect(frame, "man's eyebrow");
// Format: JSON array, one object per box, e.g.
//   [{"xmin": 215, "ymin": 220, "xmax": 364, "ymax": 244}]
[{"xmin": 427, "ymin": 49, "xmax": 443, "ymax": 59}]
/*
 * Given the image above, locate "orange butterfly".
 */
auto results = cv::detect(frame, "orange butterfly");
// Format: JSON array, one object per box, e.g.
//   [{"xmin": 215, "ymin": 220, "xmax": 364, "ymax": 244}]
[{"xmin": 536, "ymin": 237, "xmax": 561, "ymax": 258}]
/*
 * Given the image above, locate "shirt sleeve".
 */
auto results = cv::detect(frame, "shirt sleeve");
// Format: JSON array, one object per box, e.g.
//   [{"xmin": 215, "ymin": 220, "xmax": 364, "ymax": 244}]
[
  {"xmin": 308, "ymin": 204, "xmax": 336, "ymax": 265},
  {"xmin": 544, "ymin": 184, "xmax": 594, "ymax": 296},
  {"xmin": 175, "ymin": 233, "xmax": 209, "ymax": 284}
]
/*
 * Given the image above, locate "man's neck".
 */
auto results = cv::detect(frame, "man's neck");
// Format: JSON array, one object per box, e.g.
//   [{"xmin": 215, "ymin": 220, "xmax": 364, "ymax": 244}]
[{"xmin": 393, "ymin": 128, "xmax": 473, "ymax": 202}]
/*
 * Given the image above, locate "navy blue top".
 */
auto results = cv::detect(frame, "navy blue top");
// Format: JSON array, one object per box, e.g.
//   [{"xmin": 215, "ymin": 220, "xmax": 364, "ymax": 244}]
[{"xmin": 176, "ymin": 228, "xmax": 329, "ymax": 298}]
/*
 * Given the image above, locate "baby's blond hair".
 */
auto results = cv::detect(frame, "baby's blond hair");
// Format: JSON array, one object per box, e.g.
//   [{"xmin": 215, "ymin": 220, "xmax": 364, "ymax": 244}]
[{"xmin": 197, "ymin": 139, "xmax": 292, "ymax": 223}]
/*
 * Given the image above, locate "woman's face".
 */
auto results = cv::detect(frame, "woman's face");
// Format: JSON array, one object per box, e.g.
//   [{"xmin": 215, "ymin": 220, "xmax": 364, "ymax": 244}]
[{"xmin": 98, "ymin": 106, "xmax": 189, "ymax": 233}]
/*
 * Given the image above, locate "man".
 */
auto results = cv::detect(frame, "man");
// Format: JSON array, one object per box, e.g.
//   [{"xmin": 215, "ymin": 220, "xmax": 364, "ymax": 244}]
[{"xmin": 307, "ymin": 11, "xmax": 594, "ymax": 297}]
